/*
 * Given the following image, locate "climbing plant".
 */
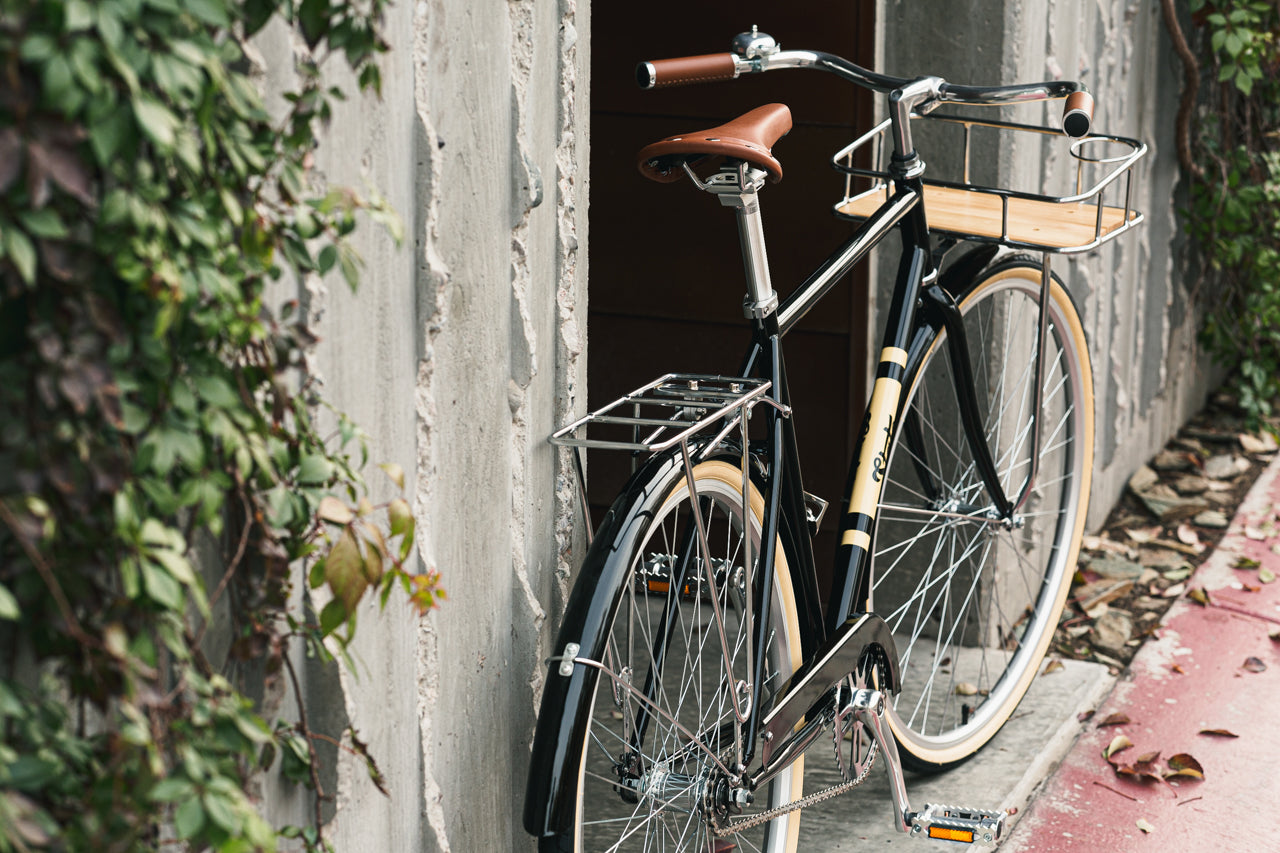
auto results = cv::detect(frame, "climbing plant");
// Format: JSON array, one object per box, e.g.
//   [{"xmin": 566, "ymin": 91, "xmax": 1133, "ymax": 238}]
[
  {"xmin": 1165, "ymin": 0, "xmax": 1280, "ymax": 424},
  {"xmin": 0, "ymin": 1, "xmax": 440, "ymax": 851}
]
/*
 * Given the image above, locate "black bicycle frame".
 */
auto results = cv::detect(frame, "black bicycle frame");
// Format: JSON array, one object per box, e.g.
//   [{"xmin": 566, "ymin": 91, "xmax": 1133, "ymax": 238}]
[{"xmin": 730, "ymin": 172, "xmax": 1020, "ymax": 776}]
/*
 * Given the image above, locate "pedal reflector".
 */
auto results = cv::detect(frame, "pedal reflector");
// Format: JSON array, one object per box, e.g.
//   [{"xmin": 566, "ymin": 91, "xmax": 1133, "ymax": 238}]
[{"xmin": 929, "ymin": 827, "xmax": 975, "ymax": 843}]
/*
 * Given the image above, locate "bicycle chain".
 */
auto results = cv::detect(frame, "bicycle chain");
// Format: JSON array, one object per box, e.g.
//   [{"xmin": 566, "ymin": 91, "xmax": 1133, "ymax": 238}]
[{"xmin": 709, "ymin": 729, "xmax": 878, "ymax": 837}]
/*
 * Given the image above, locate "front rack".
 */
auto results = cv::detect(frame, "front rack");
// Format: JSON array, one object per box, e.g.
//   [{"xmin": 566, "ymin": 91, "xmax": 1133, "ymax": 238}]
[
  {"xmin": 550, "ymin": 373, "xmax": 778, "ymax": 454},
  {"xmin": 833, "ymin": 113, "xmax": 1147, "ymax": 254}
]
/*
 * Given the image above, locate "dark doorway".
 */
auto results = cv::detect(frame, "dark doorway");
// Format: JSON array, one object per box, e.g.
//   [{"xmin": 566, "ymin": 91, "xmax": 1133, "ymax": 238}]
[{"xmin": 588, "ymin": 6, "xmax": 877, "ymax": 596}]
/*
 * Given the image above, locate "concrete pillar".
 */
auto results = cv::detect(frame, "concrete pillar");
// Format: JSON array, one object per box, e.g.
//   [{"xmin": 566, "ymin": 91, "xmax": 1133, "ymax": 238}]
[{"xmin": 266, "ymin": 1, "xmax": 589, "ymax": 849}]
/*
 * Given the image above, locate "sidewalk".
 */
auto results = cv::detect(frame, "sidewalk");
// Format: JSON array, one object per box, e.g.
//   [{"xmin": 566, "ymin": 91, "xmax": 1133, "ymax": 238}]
[{"xmin": 1001, "ymin": 451, "xmax": 1280, "ymax": 851}]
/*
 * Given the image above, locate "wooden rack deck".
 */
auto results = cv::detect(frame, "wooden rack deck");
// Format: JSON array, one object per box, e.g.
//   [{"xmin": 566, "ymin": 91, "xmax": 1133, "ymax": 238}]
[{"xmin": 837, "ymin": 184, "xmax": 1139, "ymax": 251}]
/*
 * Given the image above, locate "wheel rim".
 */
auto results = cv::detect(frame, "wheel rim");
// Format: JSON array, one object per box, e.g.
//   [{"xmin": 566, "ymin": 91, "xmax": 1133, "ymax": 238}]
[
  {"xmin": 871, "ymin": 269, "xmax": 1090, "ymax": 764},
  {"xmin": 575, "ymin": 462, "xmax": 802, "ymax": 852}
]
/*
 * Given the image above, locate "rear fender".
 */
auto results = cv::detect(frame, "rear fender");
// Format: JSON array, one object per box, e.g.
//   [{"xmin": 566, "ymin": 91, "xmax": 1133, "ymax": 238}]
[{"xmin": 522, "ymin": 449, "xmax": 690, "ymax": 840}]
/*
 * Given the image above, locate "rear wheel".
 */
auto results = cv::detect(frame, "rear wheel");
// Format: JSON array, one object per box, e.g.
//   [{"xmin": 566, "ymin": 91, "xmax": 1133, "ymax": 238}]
[
  {"xmin": 871, "ymin": 258, "xmax": 1093, "ymax": 771},
  {"xmin": 569, "ymin": 459, "xmax": 804, "ymax": 851}
]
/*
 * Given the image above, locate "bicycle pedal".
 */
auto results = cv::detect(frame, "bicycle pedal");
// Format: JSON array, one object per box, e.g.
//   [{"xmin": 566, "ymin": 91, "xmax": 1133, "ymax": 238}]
[{"xmin": 907, "ymin": 804, "xmax": 1005, "ymax": 846}]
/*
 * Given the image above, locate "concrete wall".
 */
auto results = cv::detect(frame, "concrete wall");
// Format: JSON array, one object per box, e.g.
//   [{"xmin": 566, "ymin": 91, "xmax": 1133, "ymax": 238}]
[
  {"xmin": 879, "ymin": 0, "xmax": 1213, "ymax": 527},
  {"xmin": 258, "ymin": 1, "xmax": 589, "ymax": 849}
]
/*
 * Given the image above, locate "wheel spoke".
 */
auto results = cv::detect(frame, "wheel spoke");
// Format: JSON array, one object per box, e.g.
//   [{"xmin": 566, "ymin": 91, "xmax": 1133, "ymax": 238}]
[
  {"xmin": 576, "ymin": 461, "xmax": 801, "ymax": 851},
  {"xmin": 871, "ymin": 267, "xmax": 1089, "ymax": 768}
]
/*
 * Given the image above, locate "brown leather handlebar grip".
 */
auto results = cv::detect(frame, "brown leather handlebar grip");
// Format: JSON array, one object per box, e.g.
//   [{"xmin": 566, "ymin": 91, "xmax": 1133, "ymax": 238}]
[
  {"xmin": 636, "ymin": 54, "xmax": 738, "ymax": 89},
  {"xmin": 1062, "ymin": 91, "xmax": 1094, "ymax": 138}
]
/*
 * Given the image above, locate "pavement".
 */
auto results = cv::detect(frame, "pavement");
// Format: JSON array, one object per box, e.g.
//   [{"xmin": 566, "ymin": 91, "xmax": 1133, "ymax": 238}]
[
  {"xmin": 1002, "ymin": 450, "xmax": 1280, "ymax": 852},
  {"xmin": 801, "ymin": 451, "xmax": 1280, "ymax": 851}
]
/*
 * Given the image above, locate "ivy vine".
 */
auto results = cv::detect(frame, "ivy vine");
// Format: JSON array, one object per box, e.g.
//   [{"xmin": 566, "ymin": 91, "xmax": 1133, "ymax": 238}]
[
  {"xmin": 0, "ymin": 1, "xmax": 441, "ymax": 851},
  {"xmin": 1164, "ymin": 0, "xmax": 1280, "ymax": 424}
]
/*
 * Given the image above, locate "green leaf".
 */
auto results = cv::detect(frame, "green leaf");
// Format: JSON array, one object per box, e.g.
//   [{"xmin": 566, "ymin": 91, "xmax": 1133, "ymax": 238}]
[
  {"xmin": 202, "ymin": 791, "xmax": 241, "ymax": 834},
  {"xmin": 133, "ymin": 94, "xmax": 178, "ymax": 148},
  {"xmin": 42, "ymin": 55, "xmax": 80, "ymax": 114},
  {"xmin": 194, "ymin": 375, "xmax": 239, "ymax": 409},
  {"xmin": 140, "ymin": 559, "xmax": 185, "ymax": 610},
  {"xmin": 184, "ymin": 0, "xmax": 230, "ymax": 26},
  {"xmin": 388, "ymin": 497, "xmax": 414, "ymax": 541},
  {"xmin": 297, "ymin": 453, "xmax": 334, "ymax": 485},
  {"xmin": 0, "ymin": 583, "xmax": 18, "ymax": 620},
  {"xmin": 339, "ymin": 244, "xmax": 360, "ymax": 291},
  {"xmin": 317, "ymin": 244, "xmax": 338, "ymax": 274},
  {"xmin": 319, "ymin": 597, "xmax": 348, "ymax": 637},
  {"xmin": 174, "ymin": 796, "xmax": 205, "ymax": 840},
  {"xmin": 149, "ymin": 777, "xmax": 195, "ymax": 803},
  {"xmin": 243, "ymin": 0, "xmax": 276, "ymax": 35},
  {"xmin": 324, "ymin": 528, "xmax": 367, "ymax": 611},
  {"xmin": 65, "ymin": 0, "xmax": 95, "ymax": 30},
  {"xmin": 4, "ymin": 756, "xmax": 59, "ymax": 791},
  {"xmin": 18, "ymin": 208, "xmax": 68, "ymax": 239},
  {"xmin": 299, "ymin": 0, "xmax": 332, "ymax": 48},
  {"xmin": 380, "ymin": 462, "xmax": 405, "ymax": 490},
  {"xmin": 4, "ymin": 229, "xmax": 36, "ymax": 285}
]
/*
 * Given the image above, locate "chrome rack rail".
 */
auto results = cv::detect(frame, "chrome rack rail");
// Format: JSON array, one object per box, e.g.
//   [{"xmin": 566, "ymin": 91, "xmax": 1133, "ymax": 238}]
[
  {"xmin": 550, "ymin": 373, "xmax": 779, "ymax": 454},
  {"xmin": 832, "ymin": 113, "xmax": 1147, "ymax": 254}
]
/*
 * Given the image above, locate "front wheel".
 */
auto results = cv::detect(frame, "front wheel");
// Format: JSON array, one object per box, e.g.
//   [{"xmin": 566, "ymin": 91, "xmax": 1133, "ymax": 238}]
[
  {"xmin": 871, "ymin": 257, "xmax": 1093, "ymax": 772},
  {"xmin": 565, "ymin": 459, "xmax": 804, "ymax": 852}
]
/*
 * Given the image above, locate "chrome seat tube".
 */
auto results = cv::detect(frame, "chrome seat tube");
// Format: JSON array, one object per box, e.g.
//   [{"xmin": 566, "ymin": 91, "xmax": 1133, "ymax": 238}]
[{"xmin": 697, "ymin": 162, "xmax": 779, "ymax": 319}]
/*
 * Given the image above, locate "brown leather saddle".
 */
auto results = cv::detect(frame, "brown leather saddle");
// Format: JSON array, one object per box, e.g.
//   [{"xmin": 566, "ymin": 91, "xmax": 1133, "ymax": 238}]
[{"xmin": 636, "ymin": 103, "xmax": 793, "ymax": 184}]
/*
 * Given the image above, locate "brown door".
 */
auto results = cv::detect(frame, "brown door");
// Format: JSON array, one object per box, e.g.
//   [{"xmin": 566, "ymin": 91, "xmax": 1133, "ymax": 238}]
[{"xmin": 588, "ymin": 6, "xmax": 876, "ymax": 598}]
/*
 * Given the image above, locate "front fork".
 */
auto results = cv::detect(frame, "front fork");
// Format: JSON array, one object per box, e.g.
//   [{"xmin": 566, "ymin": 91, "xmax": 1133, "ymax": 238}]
[{"xmin": 834, "ymin": 202, "xmax": 1050, "ymax": 630}]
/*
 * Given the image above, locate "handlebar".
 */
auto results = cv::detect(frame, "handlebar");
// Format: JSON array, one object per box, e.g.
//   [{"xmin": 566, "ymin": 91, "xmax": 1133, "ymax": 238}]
[{"xmin": 637, "ymin": 35, "xmax": 1094, "ymax": 139}]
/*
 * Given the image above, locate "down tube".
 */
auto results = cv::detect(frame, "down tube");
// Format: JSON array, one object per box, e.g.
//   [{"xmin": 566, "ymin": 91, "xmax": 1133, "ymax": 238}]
[{"xmin": 828, "ymin": 242, "xmax": 930, "ymax": 636}]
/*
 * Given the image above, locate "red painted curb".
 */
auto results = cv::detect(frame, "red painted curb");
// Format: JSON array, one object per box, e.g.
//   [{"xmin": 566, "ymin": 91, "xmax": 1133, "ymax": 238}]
[{"xmin": 1004, "ymin": 454, "xmax": 1280, "ymax": 851}]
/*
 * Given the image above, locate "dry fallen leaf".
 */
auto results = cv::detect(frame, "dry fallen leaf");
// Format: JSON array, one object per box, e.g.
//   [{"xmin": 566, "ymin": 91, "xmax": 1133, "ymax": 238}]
[
  {"xmin": 1198, "ymin": 728, "xmax": 1239, "ymax": 738},
  {"xmin": 1103, "ymin": 734, "xmax": 1134, "ymax": 759},
  {"xmin": 955, "ymin": 682, "xmax": 979, "ymax": 696},
  {"xmin": 1136, "ymin": 818, "xmax": 1155, "ymax": 834},
  {"xmin": 1042, "ymin": 659, "xmax": 1065, "ymax": 675},
  {"xmin": 1261, "ymin": 567, "xmax": 1277, "ymax": 584},
  {"xmin": 1078, "ymin": 709, "xmax": 1096, "ymax": 723},
  {"xmin": 1165, "ymin": 753, "xmax": 1205, "ymax": 779},
  {"xmin": 1097, "ymin": 712, "xmax": 1132, "ymax": 728},
  {"xmin": 1245, "ymin": 526, "xmax": 1269, "ymax": 541},
  {"xmin": 1171, "ymin": 663, "xmax": 1186, "ymax": 674},
  {"xmin": 1125, "ymin": 526, "xmax": 1160, "ymax": 544},
  {"xmin": 1235, "ymin": 556, "xmax": 1262, "ymax": 570},
  {"xmin": 1188, "ymin": 587, "xmax": 1211, "ymax": 606},
  {"xmin": 1176, "ymin": 523, "xmax": 1202, "ymax": 547},
  {"xmin": 1240, "ymin": 432, "xmax": 1279, "ymax": 454},
  {"xmin": 1271, "ymin": 629, "xmax": 1280, "ymax": 643},
  {"xmin": 1243, "ymin": 656, "xmax": 1268, "ymax": 673}
]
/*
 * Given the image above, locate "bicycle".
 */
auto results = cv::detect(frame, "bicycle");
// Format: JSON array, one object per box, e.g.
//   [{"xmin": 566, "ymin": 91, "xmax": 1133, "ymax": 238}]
[{"xmin": 523, "ymin": 27, "xmax": 1146, "ymax": 852}]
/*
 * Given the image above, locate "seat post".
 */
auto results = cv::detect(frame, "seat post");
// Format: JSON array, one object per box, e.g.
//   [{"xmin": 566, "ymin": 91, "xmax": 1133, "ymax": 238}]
[{"xmin": 701, "ymin": 161, "xmax": 778, "ymax": 319}]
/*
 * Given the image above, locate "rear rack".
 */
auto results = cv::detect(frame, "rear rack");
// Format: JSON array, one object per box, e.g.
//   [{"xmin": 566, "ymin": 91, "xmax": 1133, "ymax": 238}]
[
  {"xmin": 550, "ymin": 373, "xmax": 778, "ymax": 454},
  {"xmin": 833, "ymin": 113, "xmax": 1147, "ymax": 254}
]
